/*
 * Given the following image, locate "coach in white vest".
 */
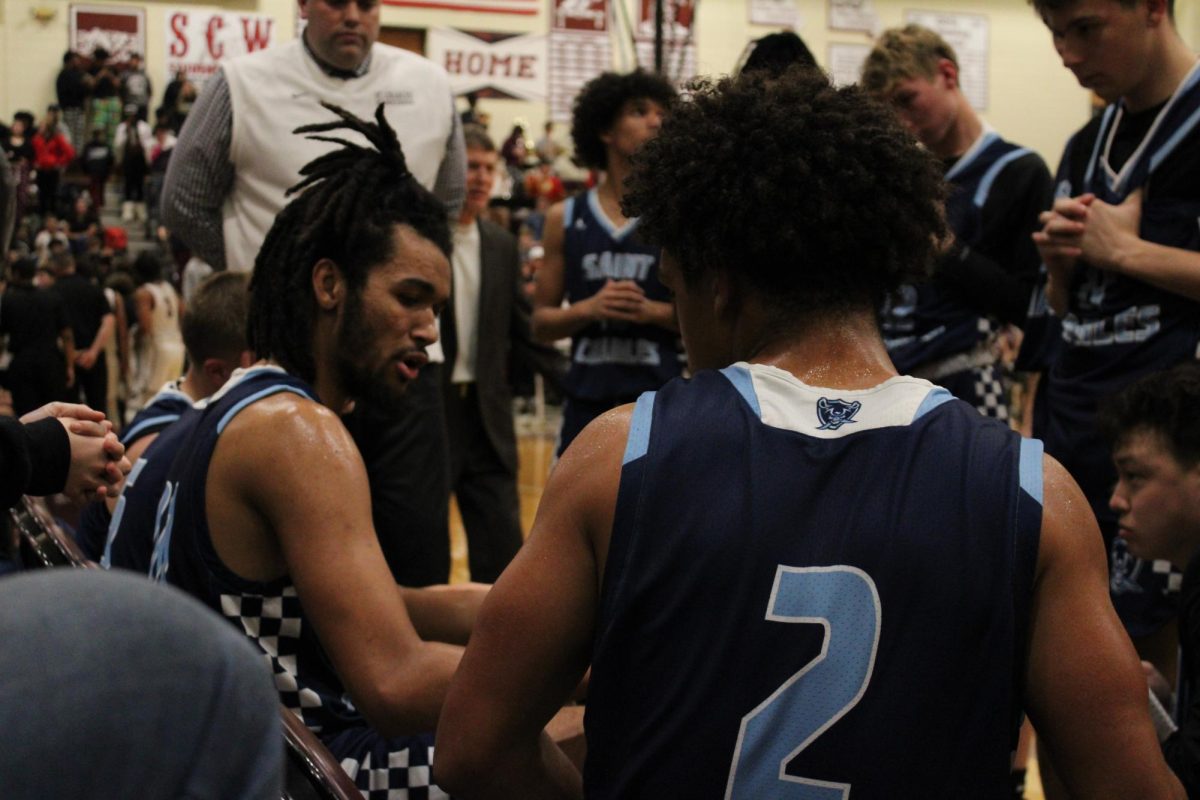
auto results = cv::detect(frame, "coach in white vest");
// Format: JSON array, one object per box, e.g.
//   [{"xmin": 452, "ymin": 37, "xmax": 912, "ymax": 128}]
[
  {"xmin": 162, "ymin": 0, "xmax": 465, "ymax": 274},
  {"xmin": 163, "ymin": 0, "xmax": 467, "ymax": 588}
]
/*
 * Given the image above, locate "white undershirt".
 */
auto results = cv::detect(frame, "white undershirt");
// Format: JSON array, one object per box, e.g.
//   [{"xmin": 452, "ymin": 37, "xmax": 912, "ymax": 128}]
[{"xmin": 450, "ymin": 221, "xmax": 482, "ymax": 384}]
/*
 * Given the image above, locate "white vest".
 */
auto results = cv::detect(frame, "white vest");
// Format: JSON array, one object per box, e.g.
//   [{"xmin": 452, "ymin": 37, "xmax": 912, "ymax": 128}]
[{"xmin": 222, "ymin": 39, "xmax": 454, "ymax": 273}]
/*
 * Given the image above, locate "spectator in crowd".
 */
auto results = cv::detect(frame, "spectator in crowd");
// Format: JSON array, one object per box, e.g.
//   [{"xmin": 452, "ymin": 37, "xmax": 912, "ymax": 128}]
[
  {"xmin": 64, "ymin": 195, "xmax": 100, "ymax": 253},
  {"xmin": 119, "ymin": 53, "xmax": 152, "ymax": 123},
  {"xmin": 114, "ymin": 105, "xmax": 152, "ymax": 223},
  {"xmin": 4, "ymin": 112, "xmax": 36, "ymax": 223},
  {"xmin": 87, "ymin": 48, "xmax": 121, "ymax": 148},
  {"xmin": 1, "ymin": 255, "xmax": 73, "ymax": 416},
  {"xmin": 31, "ymin": 106, "xmax": 74, "ymax": 217},
  {"xmin": 51, "ymin": 250, "xmax": 114, "ymax": 412},
  {"xmin": 55, "ymin": 51, "xmax": 89, "ymax": 152},
  {"xmin": 501, "ymin": 124, "xmax": 527, "ymax": 169},
  {"xmin": 81, "ymin": 127, "xmax": 115, "ymax": 210},
  {"xmin": 534, "ymin": 121, "xmax": 563, "ymax": 164},
  {"xmin": 145, "ymin": 122, "xmax": 176, "ymax": 236}
]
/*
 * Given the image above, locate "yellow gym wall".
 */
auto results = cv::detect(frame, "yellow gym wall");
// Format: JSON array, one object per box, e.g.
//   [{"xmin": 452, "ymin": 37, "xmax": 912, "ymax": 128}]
[{"xmin": 1, "ymin": 0, "xmax": 1198, "ymax": 172}]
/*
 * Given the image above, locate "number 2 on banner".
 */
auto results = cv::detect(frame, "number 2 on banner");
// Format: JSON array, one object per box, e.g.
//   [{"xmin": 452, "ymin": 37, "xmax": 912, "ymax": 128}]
[{"xmin": 725, "ymin": 565, "xmax": 881, "ymax": 800}]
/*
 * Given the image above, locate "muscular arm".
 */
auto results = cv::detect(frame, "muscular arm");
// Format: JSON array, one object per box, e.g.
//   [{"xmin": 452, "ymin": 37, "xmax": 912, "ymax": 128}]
[
  {"xmin": 1025, "ymin": 455, "xmax": 1185, "ymax": 798},
  {"xmin": 161, "ymin": 71, "xmax": 234, "ymax": 271},
  {"xmin": 1087, "ymin": 190, "xmax": 1200, "ymax": 303},
  {"xmin": 531, "ymin": 202, "xmax": 584, "ymax": 343},
  {"xmin": 213, "ymin": 397, "xmax": 462, "ymax": 737},
  {"xmin": 939, "ymin": 155, "xmax": 1053, "ymax": 326},
  {"xmin": 435, "ymin": 407, "xmax": 628, "ymax": 798},
  {"xmin": 401, "ymin": 583, "xmax": 489, "ymax": 646}
]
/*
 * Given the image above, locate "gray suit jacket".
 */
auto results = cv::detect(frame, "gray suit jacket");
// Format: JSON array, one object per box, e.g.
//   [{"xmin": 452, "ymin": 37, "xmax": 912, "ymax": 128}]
[{"xmin": 443, "ymin": 218, "xmax": 564, "ymax": 473}]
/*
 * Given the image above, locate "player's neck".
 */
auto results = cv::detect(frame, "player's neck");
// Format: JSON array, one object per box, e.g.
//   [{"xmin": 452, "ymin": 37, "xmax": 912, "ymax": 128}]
[
  {"xmin": 933, "ymin": 99, "xmax": 981, "ymax": 160},
  {"xmin": 1124, "ymin": 36, "xmax": 1195, "ymax": 113},
  {"xmin": 457, "ymin": 207, "xmax": 479, "ymax": 228},
  {"xmin": 305, "ymin": 327, "xmax": 353, "ymax": 415},
  {"xmin": 180, "ymin": 370, "xmax": 206, "ymax": 403},
  {"xmin": 595, "ymin": 169, "xmax": 631, "ymax": 228},
  {"xmin": 742, "ymin": 311, "xmax": 898, "ymax": 391}
]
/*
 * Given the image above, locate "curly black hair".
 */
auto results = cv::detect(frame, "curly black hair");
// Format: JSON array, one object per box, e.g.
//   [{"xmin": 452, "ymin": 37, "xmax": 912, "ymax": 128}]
[
  {"xmin": 248, "ymin": 102, "xmax": 452, "ymax": 383},
  {"xmin": 1098, "ymin": 363, "xmax": 1200, "ymax": 467},
  {"xmin": 623, "ymin": 66, "xmax": 946, "ymax": 316},
  {"xmin": 571, "ymin": 70, "xmax": 677, "ymax": 170}
]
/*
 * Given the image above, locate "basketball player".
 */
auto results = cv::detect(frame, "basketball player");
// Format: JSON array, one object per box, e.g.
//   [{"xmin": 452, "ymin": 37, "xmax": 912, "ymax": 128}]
[
  {"xmin": 99, "ymin": 272, "xmax": 253, "ymax": 571},
  {"xmin": 533, "ymin": 70, "xmax": 681, "ymax": 455},
  {"xmin": 435, "ymin": 68, "xmax": 1183, "ymax": 798},
  {"xmin": 1100, "ymin": 364, "xmax": 1200, "ymax": 794},
  {"xmin": 141, "ymin": 104, "xmax": 563, "ymax": 798},
  {"xmin": 1031, "ymin": 0, "xmax": 1200, "ymax": 673},
  {"xmin": 861, "ymin": 24, "xmax": 1052, "ymax": 421}
]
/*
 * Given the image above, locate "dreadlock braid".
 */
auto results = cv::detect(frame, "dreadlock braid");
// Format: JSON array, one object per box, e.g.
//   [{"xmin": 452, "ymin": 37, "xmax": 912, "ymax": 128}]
[{"xmin": 247, "ymin": 102, "xmax": 452, "ymax": 383}]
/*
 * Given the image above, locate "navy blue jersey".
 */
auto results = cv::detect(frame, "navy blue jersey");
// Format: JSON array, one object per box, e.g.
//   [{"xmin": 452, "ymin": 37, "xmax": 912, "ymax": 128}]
[
  {"xmin": 882, "ymin": 132, "xmax": 1046, "ymax": 373},
  {"xmin": 143, "ymin": 367, "xmax": 374, "ymax": 732},
  {"xmin": 584, "ymin": 364, "xmax": 1042, "ymax": 799},
  {"xmin": 144, "ymin": 366, "xmax": 439, "ymax": 780},
  {"xmin": 1033, "ymin": 64, "xmax": 1200, "ymax": 635},
  {"xmin": 121, "ymin": 380, "xmax": 193, "ymax": 447},
  {"xmin": 561, "ymin": 189, "xmax": 682, "ymax": 401},
  {"xmin": 102, "ymin": 406, "xmax": 202, "ymax": 574},
  {"xmin": 74, "ymin": 381, "xmax": 197, "ymax": 560}
]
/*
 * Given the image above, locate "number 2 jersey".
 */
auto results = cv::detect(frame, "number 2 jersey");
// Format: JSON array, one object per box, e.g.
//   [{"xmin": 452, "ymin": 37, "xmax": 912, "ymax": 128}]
[{"xmin": 584, "ymin": 363, "xmax": 1042, "ymax": 799}]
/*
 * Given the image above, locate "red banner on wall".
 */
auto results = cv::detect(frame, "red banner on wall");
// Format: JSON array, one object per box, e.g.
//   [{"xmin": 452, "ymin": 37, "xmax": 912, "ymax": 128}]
[
  {"xmin": 383, "ymin": 0, "xmax": 538, "ymax": 15},
  {"xmin": 70, "ymin": 4, "xmax": 146, "ymax": 63}
]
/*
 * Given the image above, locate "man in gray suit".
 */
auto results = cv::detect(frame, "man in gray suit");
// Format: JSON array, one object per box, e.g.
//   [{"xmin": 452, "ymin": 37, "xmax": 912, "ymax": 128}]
[{"xmin": 442, "ymin": 127, "xmax": 563, "ymax": 582}]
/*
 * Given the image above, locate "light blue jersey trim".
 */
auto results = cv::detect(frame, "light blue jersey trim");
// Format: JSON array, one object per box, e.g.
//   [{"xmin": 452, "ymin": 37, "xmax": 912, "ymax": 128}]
[
  {"xmin": 945, "ymin": 130, "xmax": 999, "ymax": 182},
  {"xmin": 622, "ymin": 392, "xmax": 656, "ymax": 465},
  {"xmin": 587, "ymin": 188, "xmax": 640, "ymax": 241},
  {"xmin": 1083, "ymin": 105, "xmax": 1118, "ymax": 189},
  {"xmin": 1019, "ymin": 438, "xmax": 1044, "ymax": 506},
  {"xmin": 216, "ymin": 386, "xmax": 318, "ymax": 435},
  {"xmin": 1150, "ymin": 102, "xmax": 1200, "ymax": 174},
  {"xmin": 911, "ymin": 387, "xmax": 954, "ymax": 421},
  {"xmin": 974, "ymin": 148, "xmax": 1031, "ymax": 208},
  {"xmin": 122, "ymin": 414, "xmax": 182, "ymax": 445},
  {"xmin": 720, "ymin": 365, "xmax": 762, "ymax": 418},
  {"xmin": 563, "ymin": 196, "xmax": 576, "ymax": 229}
]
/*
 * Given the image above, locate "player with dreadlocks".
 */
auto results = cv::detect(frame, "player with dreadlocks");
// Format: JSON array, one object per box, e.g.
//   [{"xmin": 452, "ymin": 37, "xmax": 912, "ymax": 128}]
[{"xmin": 141, "ymin": 103, "xmax": 525, "ymax": 797}]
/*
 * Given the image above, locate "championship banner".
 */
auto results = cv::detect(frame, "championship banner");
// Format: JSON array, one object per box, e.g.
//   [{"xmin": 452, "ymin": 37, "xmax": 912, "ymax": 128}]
[
  {"xmin": 548, "ymin": 0, "xmax": 611, "ymax": 123},
  {"xmin": 70, "ymin": 5, "xmax": 146, "ymax": 62},
  {"xmin": 428, "ymin": 29, "xmax": 548, "ymax": 103},
  {"xmin": 383, "ymin": 0, "xmax": 538, "ymax": 15},
  {"xmin": 165, "ymin": 8, "xmax": 277, "ymax": 87},
  {"xmin": 634, "ymin": 0, "xmax": 695, "ymax": 83}
]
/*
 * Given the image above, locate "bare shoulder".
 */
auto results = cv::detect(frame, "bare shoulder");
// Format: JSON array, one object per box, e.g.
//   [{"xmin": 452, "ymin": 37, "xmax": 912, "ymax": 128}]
[
  {"xmin": 216, "ymin": 392, "xmax": 365, "ymax": 487},
  {"xmin": 544, "ymin": 403, "xmax": 635, "ymax": 563},
  {"xmin": 1037, "ymin": 452, "xmax": 1107, "ymax": 578}
]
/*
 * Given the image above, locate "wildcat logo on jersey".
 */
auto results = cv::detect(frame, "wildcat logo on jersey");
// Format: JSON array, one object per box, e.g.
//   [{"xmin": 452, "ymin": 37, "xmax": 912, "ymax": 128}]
[{"xmin": 816, "ymin": 397, "xmax": 862, "ymax": 431}]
